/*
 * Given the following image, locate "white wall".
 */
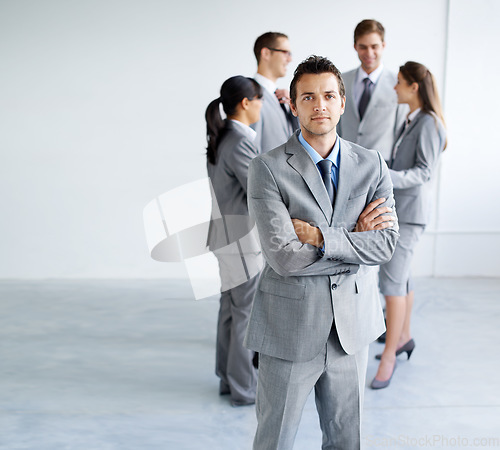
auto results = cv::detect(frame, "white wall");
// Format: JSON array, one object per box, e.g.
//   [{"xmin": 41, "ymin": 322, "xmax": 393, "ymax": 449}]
[
  {"xmin": 0, "ymin": 0, "xmax": 496, "ymax": 279},
  {"xmin": 413, "ymin": 0, "xmax": 500, "ymax": 277}
]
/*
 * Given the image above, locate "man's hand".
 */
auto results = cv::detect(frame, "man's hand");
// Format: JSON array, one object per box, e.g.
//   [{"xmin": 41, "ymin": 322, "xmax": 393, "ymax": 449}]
[
  {"xmin": 275, "ymin": 88, "xmax": 291, "ymax": 105},
  {"xmin": 354, "ymin": 198, "xmax": 395, "ymax": 232},
  {"xmin": 292, "ymin": 219, "xmax": 324, "ymax": 248}
]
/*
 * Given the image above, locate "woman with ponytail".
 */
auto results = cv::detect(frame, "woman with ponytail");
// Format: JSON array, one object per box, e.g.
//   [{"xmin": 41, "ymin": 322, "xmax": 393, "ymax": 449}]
[
  {"xmin": 205, "ymin": 76, "xmax": 263, "ymax": 406},
  {"xmin": 371, "ymin": 62, "xmax": 447, "ymax": 389}
]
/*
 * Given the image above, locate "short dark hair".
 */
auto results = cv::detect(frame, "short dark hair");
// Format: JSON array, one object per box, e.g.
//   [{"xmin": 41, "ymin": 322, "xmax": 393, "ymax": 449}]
[
  {"xmin": 253, "ymin": 32, "xmax": 288, "ymax": 63},
  {"xmin": 354, "ymin": 19, "xmax": 385, "ymax": 43},
  {"xmin": 290, "ymin": 55, "xmax": 345, "ymax": 106}
]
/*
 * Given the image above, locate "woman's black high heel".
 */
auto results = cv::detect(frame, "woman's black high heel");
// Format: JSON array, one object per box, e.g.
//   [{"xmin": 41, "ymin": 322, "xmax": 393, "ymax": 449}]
[{"xmin": 375, "ymin": 338, "xmax": 415, "ymax": 360}]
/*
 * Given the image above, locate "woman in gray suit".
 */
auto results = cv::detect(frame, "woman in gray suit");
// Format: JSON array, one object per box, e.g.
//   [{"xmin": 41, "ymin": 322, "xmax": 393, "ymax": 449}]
[
  {"xmin": 371, "ymin": 62, "xmax": 447, "ymax": 389},
  {"xmin": 205, "ymin": 76, "xmax": 263, "ymax": 406}
]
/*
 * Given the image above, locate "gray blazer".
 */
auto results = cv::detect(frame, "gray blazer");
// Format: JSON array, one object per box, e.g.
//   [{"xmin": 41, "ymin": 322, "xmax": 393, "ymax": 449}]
[
  {"xmin": 389, "ymin": 111, "xmax": 446, "ymax": 225},
  {"xmin": 251, "ymin": 85, "xmax": 295, "ymax": 153},
  {"xmin": 338, "ymin": 67, "xmax": 407, "ymax": 161},
  {"xmin": 244, "ymin": 132, "xmax": 399, "ymax": 362},
  {"xmin": 207, "ymin": 121, "xmax": 260, "ymax": 253}
]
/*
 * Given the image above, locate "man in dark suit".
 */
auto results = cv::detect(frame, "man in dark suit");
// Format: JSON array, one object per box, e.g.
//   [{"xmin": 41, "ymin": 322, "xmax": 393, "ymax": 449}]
[{"xmin": 252, "ymin": 32, "xmax": 298, "ymax": 153}]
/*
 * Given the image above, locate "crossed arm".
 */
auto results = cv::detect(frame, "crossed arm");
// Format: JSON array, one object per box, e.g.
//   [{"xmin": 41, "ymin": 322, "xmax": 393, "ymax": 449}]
[
  {"xmin": 247, "ymin": 154, "xmax": 399, "ymax": 277},
  {"xmin": 292, "ymin": 197, "xmax": 395, "ymax": 248}
]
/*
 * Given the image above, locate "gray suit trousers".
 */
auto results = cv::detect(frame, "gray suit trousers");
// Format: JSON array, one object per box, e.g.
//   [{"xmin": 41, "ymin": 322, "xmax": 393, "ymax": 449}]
[
  {"xmin": 253, "ymin": 325, "xmax": 368, "ymax": 450},
  {"xmin": 216, "ymin": 271, "xmax": 258, "ymax": 406}
]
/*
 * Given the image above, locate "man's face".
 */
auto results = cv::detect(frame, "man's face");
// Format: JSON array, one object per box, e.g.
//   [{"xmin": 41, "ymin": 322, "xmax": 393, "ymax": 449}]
[
  {"xmin": 354, "ymin": 32, "xmax": 385, "ymax": 74},
  {"xmin": 290, "ymin": 73, "xmax": 346, "ymax": 139},
  {"xmin": 268, "ymin": 37, "xmax": 292, "ymax": 79}
]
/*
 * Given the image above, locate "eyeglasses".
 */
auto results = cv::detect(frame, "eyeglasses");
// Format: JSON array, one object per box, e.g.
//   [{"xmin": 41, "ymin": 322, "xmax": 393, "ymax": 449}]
[{"xmin": 267, "ymin": 48, "xmax": 292, "ymax": 58}]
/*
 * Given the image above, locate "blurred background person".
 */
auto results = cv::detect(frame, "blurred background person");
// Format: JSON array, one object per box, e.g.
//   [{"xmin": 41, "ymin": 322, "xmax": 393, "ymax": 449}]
[
  {"xmin": 252, "ymin": 32, "xmax": 298, "ymax": 153},
  {"xmin": 338, "ymin": 19, "xmax": 407, "ymax": 162},
  {"xmin": 371, "ymin": 61, "xmax": 447, "ymax": 389},
  {"xmin": 205, "ymin": 76, "xmax": 264, "ymax": 406},
  {"xmin": 340, "ymin": 19, "xmax": 408, "ymax": 345}
]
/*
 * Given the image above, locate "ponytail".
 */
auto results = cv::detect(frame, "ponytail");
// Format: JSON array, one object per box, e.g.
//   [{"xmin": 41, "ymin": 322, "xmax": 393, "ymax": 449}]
[{"xmin": 205, "ymin": 97, "xmax": 225, "ymax": 165}]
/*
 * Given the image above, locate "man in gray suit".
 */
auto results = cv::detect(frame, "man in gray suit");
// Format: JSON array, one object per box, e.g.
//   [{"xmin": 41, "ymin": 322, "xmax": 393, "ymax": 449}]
[
  {"xmin": 245, "ymin": 55, "xmax": 399, "ymax": 449},
  {"xmin": 338, "ymin": 19, "xmax": 407, "ymax": 161},
  {"xmin": 252, "ymin": 32, "xmax": 298, "ymax": 153}
]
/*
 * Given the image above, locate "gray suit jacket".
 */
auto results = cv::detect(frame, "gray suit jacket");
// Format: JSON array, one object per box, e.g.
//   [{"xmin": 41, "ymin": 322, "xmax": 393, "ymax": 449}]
[
  {"xmin": 389, "ymin": 111, "xmax": 446, "ymax": 225},
  {"xmin": 207, "ymin": 121, "xmax": 260, "ymax": 253},
  {"xmin": 244, "ymin": 132, "xmax": 399, "ymax": 362},
  {"xmin": 251, "ymin": 85, "xmax": 296, "ymax": 153},
  {"xmin": 338, "ymin": 67, "xmax": 407, "ymax": 161}
]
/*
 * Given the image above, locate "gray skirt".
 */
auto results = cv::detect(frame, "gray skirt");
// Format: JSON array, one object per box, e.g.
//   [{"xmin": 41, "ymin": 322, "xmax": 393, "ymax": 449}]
[{"xmin": 379, "ymin": 223, "xmax": 425, "ymax": 296}]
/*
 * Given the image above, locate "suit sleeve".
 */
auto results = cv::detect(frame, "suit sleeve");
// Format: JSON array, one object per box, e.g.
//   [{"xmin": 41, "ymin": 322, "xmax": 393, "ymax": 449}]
[
  {"xmin": 229, "ymin": 138, "xmax": 259, "ymax": 194},
  {"xmin": 389, "ymin": 119, "xmax": 444, "ymax": 189},
  {"xmin": 248, "ymin": 157, "xmax": 358, "ymax": 277},
  {"xmin": 319, "ymin": 152, "xmax": 399, "ymax": 266},
  {"xmin": 250, "ymin": 120, "xmax": 263, "ymax": 155}
]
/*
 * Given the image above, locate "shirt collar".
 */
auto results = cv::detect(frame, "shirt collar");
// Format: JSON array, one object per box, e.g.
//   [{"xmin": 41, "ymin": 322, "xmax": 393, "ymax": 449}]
[
  {"xmin": 254, "ymin": 73, "xmax": 277, "ymax": 95},
  {"xmin": 357, "ymin": 64, "xmax": 384, "ymax": 85},
  {"xmin": 298, "ymin": 131, "xmax": 340, "ymax": 168},
  {"xmin": 230, "ymin": 119, "xmax": 257, "ymax": 141},
  {"xmin": 407, "ymin": 108, "xmax": 421, "ymax": 122}
]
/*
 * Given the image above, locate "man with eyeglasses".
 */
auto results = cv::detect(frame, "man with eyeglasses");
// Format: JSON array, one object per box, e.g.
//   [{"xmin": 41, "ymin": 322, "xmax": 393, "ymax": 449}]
[{"xmin": 252, "ymin": 32, "xmax": 298, "ymax": 153}]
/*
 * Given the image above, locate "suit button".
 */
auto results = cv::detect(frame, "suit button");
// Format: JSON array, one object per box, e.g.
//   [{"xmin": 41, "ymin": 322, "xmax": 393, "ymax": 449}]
[{"xmin": 331, "ymin": 284, "xmax": 337, "ymax": 290}]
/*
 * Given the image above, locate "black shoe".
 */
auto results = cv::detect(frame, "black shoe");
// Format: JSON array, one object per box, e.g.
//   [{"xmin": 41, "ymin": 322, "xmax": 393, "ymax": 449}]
[
  {"xmin": 375, "ymin": 339, "xmax": 415, "ymax": 360},
  {"xmin": 253, "ymin": 352, "xmax": 259, "ymax": 369},
  {"xmin": 219, "ymin": 381, "xmax": 230, "ymax": 396},
  {"xmin": 231, "ymin": 398, "xmax": 255, "ymax": 407}
]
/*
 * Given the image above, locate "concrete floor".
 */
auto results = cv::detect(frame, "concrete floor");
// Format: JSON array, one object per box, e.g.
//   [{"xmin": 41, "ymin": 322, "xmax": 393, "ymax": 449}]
[{"xmin": 0, "ymin": 278, "xmax": 499, "ymax": 450}]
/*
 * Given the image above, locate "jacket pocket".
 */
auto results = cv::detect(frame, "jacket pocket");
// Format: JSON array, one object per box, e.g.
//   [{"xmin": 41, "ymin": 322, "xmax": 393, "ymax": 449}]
[
  {"xmin": 259, "ymin": 277, "xmax": 306, "ymax": 300},
  {"xmin": 354, "ymin": 268, "xmax": 374, "ymax": 294},
  {"xmin": 348, "ymin": 189, "xmax": 368, "ymax": 200}
]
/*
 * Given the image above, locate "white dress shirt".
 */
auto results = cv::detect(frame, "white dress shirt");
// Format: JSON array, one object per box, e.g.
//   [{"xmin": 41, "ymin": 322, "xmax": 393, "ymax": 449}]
[
  {"xmin": 254, "ymin": 73, "xmax": 277, "ymax": 95},
  {"xmin": 230, "ymin": 119, "xmax": 257, "ymax": 142},
  {"xmin": 352, "ymin": 64, "xmax": 384, "ymax": 107}
]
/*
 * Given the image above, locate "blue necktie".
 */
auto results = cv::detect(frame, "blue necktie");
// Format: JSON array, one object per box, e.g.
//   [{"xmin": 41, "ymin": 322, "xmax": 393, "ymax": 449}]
[{"xmin": 317, "ymin": 159, "xmax": 335, "ymax": 204}]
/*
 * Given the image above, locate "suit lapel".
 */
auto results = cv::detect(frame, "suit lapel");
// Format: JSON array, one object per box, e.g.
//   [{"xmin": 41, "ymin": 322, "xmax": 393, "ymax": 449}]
[
  {"xmin": 332, "ymin": 139, "xmax": 358, "ymax": 225},
  {"xmin": 404, "ymin": 110, "xmax": 423, "ymax": 136},
  {"xmin": 285, "ymin": 134, "xmax": 333, "ymax": 223},
  {"xmin": 391, "ymin": 112, "xmax": 423, "ymax": 167},
  {"xmin": 263, "ymin": 89, "xmax": 290, "ymax": 134},
  {"xmin": 348, "ymin": 70, "xmax": 360, "ymax": 121},
  {"xmin": 362, "ymin": 68, "xmax": 391, "ymax": 120}
]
